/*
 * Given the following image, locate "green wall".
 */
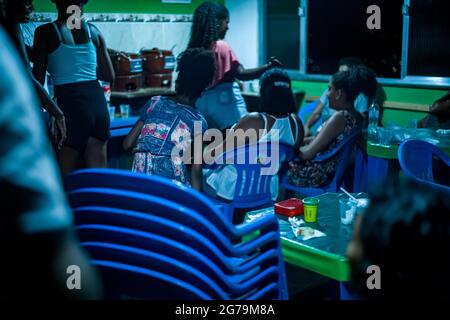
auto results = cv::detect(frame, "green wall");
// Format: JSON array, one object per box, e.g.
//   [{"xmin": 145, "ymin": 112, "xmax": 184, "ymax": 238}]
[
  {"xmin": 33, "ymin": 0, "xmax": 224, "ymax": 14},
  {"xmin": 292, "ymin": 80, "xmax": 447, "ymax": 127}
]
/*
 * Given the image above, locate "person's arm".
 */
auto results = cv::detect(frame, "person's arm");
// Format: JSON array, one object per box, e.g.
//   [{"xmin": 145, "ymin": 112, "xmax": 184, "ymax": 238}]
[
  {"xmin": 123, "ymin": 120, "xmax": 144, "ymax": 150},
  {"xmin": 30, "ymin": 26, "xmax": 67, "ymax": 148},
  {"xmin": 231, "ymin": 57, "xmax": 282, "ymax": 82},
  {"xmin": 190, "ymin": 162, "xmax": 203, "ymax": 192},
  {"xmin": 90, "ymin": 24, "xmax": 115, "ymax": 83},
  {"xmin": 304, "ymin": 102, "xmax": 324, "ymax": 136},
  {"xmin": 299, "ymin": 112, "xmax": 346, "ymax": 161},
  {"xmin": 32, "ymin": 26, "xmax": 48, "ymax": 85}
]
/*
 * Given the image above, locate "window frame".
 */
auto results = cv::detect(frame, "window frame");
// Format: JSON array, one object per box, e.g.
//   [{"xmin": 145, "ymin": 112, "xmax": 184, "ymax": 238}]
[{"xmin": 263, "ymin": 0, "xmax": 450, "ymax": 89}]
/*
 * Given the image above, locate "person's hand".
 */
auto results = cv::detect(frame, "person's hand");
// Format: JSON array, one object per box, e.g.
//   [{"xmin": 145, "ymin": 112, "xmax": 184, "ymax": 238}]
[
  {"xmin": 55, "ymin": 117, "xmax": 67, "ymax": 150},
  {"xmin": 268, "ymin": 56, "xmax": 283, "ymax": 68}
]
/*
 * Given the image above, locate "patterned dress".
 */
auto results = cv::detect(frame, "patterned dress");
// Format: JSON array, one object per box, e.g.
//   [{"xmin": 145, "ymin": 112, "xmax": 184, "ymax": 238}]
[
  {"xmin": 287, "ymin": 110, "xmax": 362, "ymax": 188},
  {"xmin": 132, "ymin": 96, "xmax": 208, "ymax": 186}
]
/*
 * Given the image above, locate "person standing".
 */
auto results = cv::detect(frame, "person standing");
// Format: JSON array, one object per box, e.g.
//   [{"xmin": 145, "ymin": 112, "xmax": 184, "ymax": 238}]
[
  {"xmin": 188, "ymin": 1, "xmax": 282, "ymax": 132},
  {"xmin": 33, "ymin": 0, "xmax": 115, "ymax": 176}
]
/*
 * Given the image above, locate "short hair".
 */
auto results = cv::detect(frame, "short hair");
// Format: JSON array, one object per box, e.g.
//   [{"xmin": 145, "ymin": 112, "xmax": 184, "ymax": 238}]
[
  {"xmin": 188, "ymin": 1, "xmax": 229, "ymax": 49},
  {"xmin": 338, "ymin": 57, "xmax": 363, "ymax": 69},
  {"xmin": 175, "ymin": 48, "xmax": 216, "ymax": 102},
  {"xmin": 331, "ymin": 69, "xmax": 361, "ymax": 103},
  {"xmin": 259, "ymin": 68, "xmax": 296, "ymax": 115},
  {"xmin": 350, "ymin": 178, "xmax": 450, "ymax": 299}
]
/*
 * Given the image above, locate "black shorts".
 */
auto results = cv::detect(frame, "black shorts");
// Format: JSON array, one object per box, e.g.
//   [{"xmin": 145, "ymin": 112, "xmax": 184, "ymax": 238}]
[{"xmin": 55, "ymin": 80, "xmax": 111, "ymax": 152}]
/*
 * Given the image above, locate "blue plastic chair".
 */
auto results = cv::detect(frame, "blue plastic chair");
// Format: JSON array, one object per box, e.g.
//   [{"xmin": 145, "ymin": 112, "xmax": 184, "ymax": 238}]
[
  {"xmin": 65, "ymin": 169, "xmax": 278, "ymax": 240},
  {"xmin": 67, "ymin": 192, "xmax": 288, "ymax": 299},
  {"xmin": 76, "ymin": 224, "xmax": 277, "ymax": 292},
  {"xmin": 298, "ymin": 100, "xmax": 322, "ymax": 135},
  {"xmin": 398, "ymin": 140, "xmax": 450, "ymax": 193},
  {"xmin": 82, "ymin": 240, "xmax": 279, "ymax": 300},
  {"xmin": 91, "ymin": 260, "xmax": 212, "ymax": 300},
  {"xmin": 69, "ymin": 188, "xmax": 280, "ymax": 257},
  {"xmin": 280, "ymin": 130, "xmax": 362, "ymax": 197},
  {"xmin": 71, "ymin": 203, "xmax": 285, "ymax": 299},
  {"xmin": 74, "ymin": 206, "xmax": 276, "ymax": 276},
  {"xmin": 204, "ymin": 143, "xmax": 295, "ymax": 221}
]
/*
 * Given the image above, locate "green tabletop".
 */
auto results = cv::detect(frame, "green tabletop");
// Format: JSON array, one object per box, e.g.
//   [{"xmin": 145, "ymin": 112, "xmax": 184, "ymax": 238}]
[
  {"xmin": 246, "ymin": 193, "xmax": 362, "ymax": 282},
  {"xmin": 364, "ymin": 129, "xmax": 450, "ymax": 159}
]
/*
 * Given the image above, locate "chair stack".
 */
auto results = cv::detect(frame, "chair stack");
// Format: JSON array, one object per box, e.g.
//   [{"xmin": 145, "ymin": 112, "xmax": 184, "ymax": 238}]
[{"xmin": 65, "ymin": 169, "xmax": 288, "ymax": 300}]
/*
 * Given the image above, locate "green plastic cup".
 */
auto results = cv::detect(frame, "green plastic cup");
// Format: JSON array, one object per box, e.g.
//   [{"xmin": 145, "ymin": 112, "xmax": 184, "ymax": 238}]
[{"xmin": 303, "ymin": 197, "xmax": 320, "ymax": 222}]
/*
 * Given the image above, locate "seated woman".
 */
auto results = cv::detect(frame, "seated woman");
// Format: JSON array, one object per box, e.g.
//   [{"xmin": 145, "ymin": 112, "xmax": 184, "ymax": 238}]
[
  {"xmin": 203, "ymin": 68, "xmax": 303, "ymax": 201},
  {"xmin": 123, "ymin": 48, "xmax": 216, "ymax": 192},
  {"xmin": 287, "ymin": 69, "xmax": 364, "ymax": 188}
]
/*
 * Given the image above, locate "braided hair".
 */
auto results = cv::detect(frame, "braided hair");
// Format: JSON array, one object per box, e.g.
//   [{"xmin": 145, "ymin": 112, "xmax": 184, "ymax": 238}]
[
  {"xmin": 188, "ymin": 1, "xmax": 229, "ymax": 50},
  {"xmin": 175, "ymin": 48, "xmax": 216, "ymax": 103}
]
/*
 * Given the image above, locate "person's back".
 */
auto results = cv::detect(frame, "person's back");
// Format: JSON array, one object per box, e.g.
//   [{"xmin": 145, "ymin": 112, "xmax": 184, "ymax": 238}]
[
  {"xmin": 132, "ymin": 96, "xmax": 208, "ymax": 186},
  {"xmin": 123, "ymin": 48, "xmax": 216, "ymax": 191},
  {"xmin": 32, "ymin": 0, "xmax": 115, "ymax": 176}
]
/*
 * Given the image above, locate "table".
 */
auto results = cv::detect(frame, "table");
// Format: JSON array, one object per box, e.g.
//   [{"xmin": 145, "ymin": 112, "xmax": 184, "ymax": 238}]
[
  {"xmin": 355, "ymin": 130, "xmax": 450, "ymax": 193},
  {"xmin": 246, "ymin": 193, "xmax": 359, "ymax": 282},
  {"xmin": 110, "ymin": 116, "xmax": 139, "ymax": 138},
  {"xmin": 108, "ymin": 116, "xmax": 139, "ymax": 169},
  {"xmin": 111, "ymin": 87, "xmax": 176, "ymax": 114}
]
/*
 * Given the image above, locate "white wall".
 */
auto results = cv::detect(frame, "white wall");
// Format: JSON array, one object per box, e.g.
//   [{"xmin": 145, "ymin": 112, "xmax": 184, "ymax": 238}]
[{"xmin": 225, "ymin": 0, "xmax": 261, "ymax": 68}]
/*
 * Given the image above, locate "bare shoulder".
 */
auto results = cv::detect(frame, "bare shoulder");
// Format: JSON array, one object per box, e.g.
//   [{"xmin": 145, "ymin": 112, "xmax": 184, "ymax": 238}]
[{"xmin": 87, "ymin": 23, "xmax": 104, "ymax": 44}]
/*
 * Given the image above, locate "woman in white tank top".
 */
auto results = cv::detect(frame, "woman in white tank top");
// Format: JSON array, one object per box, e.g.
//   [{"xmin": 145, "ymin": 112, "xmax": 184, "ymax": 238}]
[{"xmin": 203, "ymin": 68, "xmax": 304, "ymax": 202}]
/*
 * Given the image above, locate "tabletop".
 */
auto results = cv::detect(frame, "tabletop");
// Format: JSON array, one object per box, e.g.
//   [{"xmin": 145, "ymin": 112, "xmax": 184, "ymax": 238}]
[{"xmin": 246, "ymin": 193, "xmax": 364, "ymax": 282}]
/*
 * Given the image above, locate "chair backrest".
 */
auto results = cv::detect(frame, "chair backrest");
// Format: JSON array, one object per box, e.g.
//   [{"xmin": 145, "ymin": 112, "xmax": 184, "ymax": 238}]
[
  {"xmin": 314, "ymin": 129, "xmax": 362, "ymax": 191},
  {"xmin": 65, "ymin": 169, "xmax": 240, "ymax": 237},
  {"xmin": 398, "ymin": 140, "xmax": 450, "ymax": 192},
  {"xmin": 76, "ymin": 224, "xmax": 280, "ymax": 298},
  {"xmin": 298, "ymin": 100, "xmax": 322, "ymax": 133},
  {"xmin": 220, "ymin": 142, "xmax": 295, "ymax": 208},
  {"xmin": 69, "ymin": 188, "xmax": 280, "ymax": 256},
  {"xmin": 92, "ymin": 260, "xmax": 213, "ymax": 300}
]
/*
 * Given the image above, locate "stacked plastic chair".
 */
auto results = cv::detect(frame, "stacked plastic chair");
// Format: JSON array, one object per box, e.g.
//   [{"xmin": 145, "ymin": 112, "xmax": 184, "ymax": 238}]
[
  {"xmin": 280, "ymin": 130, "xmax": 362, "ymax": 197},
  {"xmin": 204, "ymin": 143, "xmax": 295, "ymax": 222},
  {"xmin": 65, "ymin": 169, "xmax": 288, "ymax": 300},
  {"xmin": 398, "ymin": 139, "xmax": 450, "ymax": 193}
]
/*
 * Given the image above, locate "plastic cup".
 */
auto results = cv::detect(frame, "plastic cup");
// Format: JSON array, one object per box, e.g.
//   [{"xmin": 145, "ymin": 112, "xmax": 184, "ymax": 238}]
[
  {"xmin": 120, "ymin": 104, "xmax": 130, "ymax": 118},
  {"xmin": 339, "ymin": 198, "xmax": 357, "ymax": 225},
  {"xmin": 108, "ymin": 106, "xmax": 116, "ymax": 120},
  {"xmin": 303, "ymin": 197, "xmax": 320, "ymax": 223},
  {"xmin": 377, "ymin": 127, "xmax": 393, "ymax": 147}
]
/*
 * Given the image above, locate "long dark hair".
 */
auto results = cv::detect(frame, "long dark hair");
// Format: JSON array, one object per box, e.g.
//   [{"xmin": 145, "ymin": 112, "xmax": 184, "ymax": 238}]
[
  {"xmin": 331, "ymin": 69, "xmax": 361, "ymax": 104},
  {"xmin": 259, "ymin": 68, "xmax": 296, "ymax": 116},
  {"xmin": 187, "ymin": 1, "xmax": 229, "ymax": 50},
  {"xmin": 175, "ymin": 48, "xmax": 216, "ymax": 103}
]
